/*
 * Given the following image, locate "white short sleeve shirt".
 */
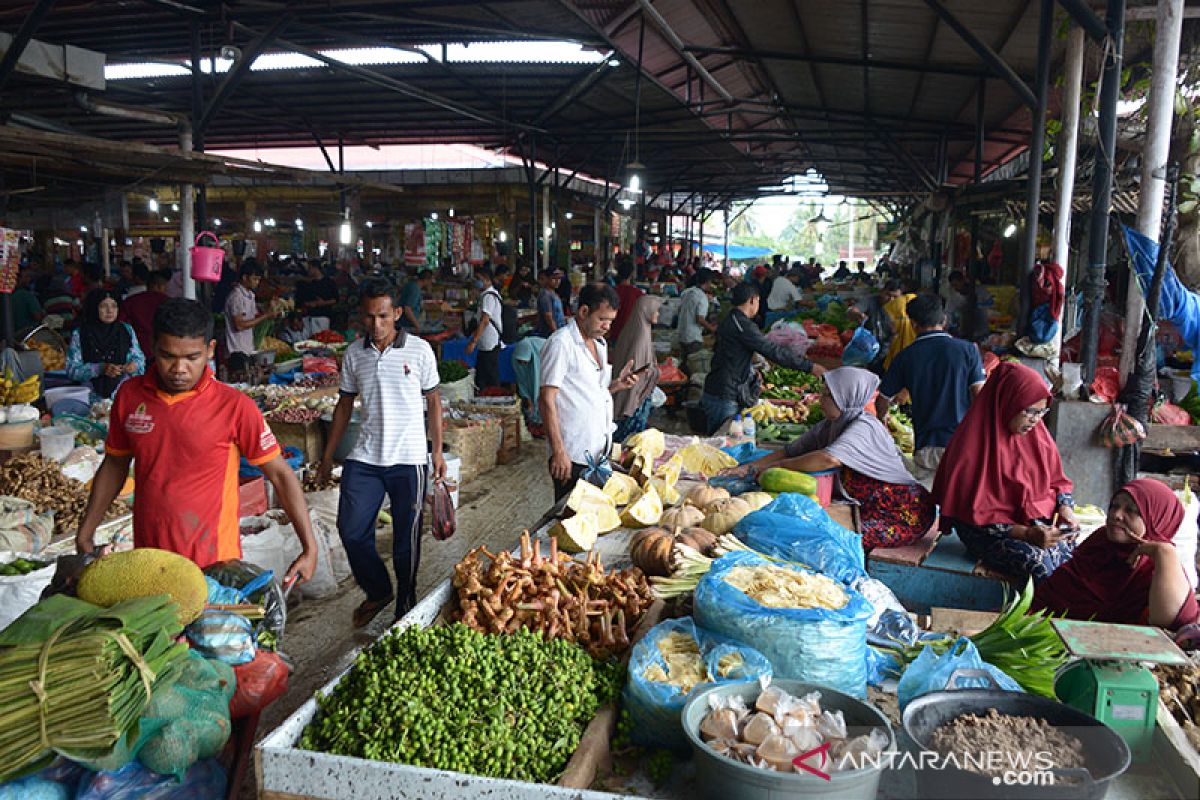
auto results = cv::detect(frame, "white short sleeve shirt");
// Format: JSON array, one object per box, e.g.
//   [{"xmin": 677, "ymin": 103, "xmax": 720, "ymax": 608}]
[
  {"xmin": 224, "ymin": 284, "xmax": 257, "ymax": 355},
  {"xmin": 540, "ymin": 320, "xmax": 614, "ymax": 465},
  {"xmin": 767, "ymin": 276, "xmax": 803, "ymax": 311},
  {"xmin": 676, "ymin": 286, "xmax": 709, "ymax": 345},
  {"xmin": 340, "ymin": 332, "xmax": 438, "ymax": 466},
  {"xmin": 477, "ymin": 288, "xmax": 503, "ymax": 352}
]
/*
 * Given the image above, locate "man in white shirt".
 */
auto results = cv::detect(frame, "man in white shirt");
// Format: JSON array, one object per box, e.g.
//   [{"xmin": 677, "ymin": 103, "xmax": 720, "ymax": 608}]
[
  {"xmin": 676, "ymin": 269, "xmax": 717, "ymax": 376},
  {"xmin": 318, "ymin": 278, "xmax": 446, "ymax": 627},
  {"xmin": 767, "ymin": 268, "xmax": 805, "ymax": 312},
  {"xmin": 466, "ymin": 264, "xmax": 503, "ymax": 390},
  {"xmin": 223, "ymin": 262, "xmax": 277, "ymax": 375},
  {"xmin": 540, "ymin": 283, "xmax": 639, "ymax": 500}
]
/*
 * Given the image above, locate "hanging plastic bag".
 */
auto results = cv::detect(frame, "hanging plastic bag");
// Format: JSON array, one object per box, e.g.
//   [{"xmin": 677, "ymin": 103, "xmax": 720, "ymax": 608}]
[
  {"xmin": 230, "ymin": 649, "xmax": 291, "ymax": 719},
  {"xmin": 1097, "ymin": 403, "xmax": 1145, "ymax": 448},
  {"xmin": 1028, "ymin": 304, "xmax": 1059, "ymax": 344},
  {"xmin": 733, "ymin": 493, "xmax": 867, "ymax": 585},
  {"xmin": 430, "ymin": 480, "xmax": 456, "ymax": 541},
  {"xmin": 694, "ymin": 552, "xmax": 873, "ymax": 698},
  {"xmin": 1090, "ymin": 366, "xmax": 1121, "ymax": 403},
  {"xmin": 841, "ymin": 326, "xmax": 880, "ymax": 367},
  {"xmin": 896, "ymin": 637, "xmax": 1023, "ymax": 710},
  {"xmin": 623, "ymin": 616, "xmax": 772, "ymax": 750}
]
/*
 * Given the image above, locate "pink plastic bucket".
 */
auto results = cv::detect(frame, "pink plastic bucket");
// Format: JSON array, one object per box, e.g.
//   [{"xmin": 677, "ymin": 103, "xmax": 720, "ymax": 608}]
[{"xmin": 190, "ymin": 231, "xmax": 224, "ymax": 282}]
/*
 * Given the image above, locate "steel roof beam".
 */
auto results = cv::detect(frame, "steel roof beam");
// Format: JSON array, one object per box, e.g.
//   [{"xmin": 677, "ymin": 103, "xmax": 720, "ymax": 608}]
[
  {"xmin": 922, "ymin": 0, "xmax": 1037, "ymax": 108},
  {"xmin": 1056, "ymin": 0, "xmax": 1108, "ymax": 41},
  {"xmin": 197, "ymin": 15, "xmax": 293, "ymax": 136},
  {"xmin": 634, "ymin": 0, "xmax": 733, "ymax": 102},
  {"xmin": 532, "ymin": 58, "xmax": 618, "ymax": 125},
  {"xmin": 0, "ymin": 0, "xmax": 59, "ymax": 93}
]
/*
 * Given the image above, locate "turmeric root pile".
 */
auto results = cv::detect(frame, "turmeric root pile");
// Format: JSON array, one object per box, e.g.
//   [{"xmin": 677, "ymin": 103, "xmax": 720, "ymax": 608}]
[{"xmin": 451, "ymin": 532, "xmax": 654, "ymax": 659}]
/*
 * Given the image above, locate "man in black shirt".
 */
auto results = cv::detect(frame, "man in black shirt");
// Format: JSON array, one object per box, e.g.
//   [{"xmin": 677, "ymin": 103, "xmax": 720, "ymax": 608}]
[
  {"xmin": 296, "ymin": 261, "xmax": 339, "ymax": 315},
  {"xmin": 700, "ymin": 283, "xmax": 825, "ymax": 434}
]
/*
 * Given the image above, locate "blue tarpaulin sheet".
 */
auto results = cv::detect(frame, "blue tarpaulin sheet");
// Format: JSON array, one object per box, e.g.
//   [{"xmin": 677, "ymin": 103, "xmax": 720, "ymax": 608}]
[
  {"xmin": 702, "ymin": 243, "xmax": 774, "ymax": 260},
  {"xmin": 1123, "ymin": 225, "xmax": 1200, "ymax": 383}
]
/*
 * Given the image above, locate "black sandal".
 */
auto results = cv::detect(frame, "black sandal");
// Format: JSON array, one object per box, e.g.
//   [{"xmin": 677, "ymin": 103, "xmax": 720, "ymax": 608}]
[{"xmin": 352, "ymin": 594, "xmax": 394, "ymax": 628}]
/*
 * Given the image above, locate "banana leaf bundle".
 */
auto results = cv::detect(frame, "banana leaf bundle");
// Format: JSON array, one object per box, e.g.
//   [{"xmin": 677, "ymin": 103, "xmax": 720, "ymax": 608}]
[{"xmin": 0, "ymin": 593, "xmax": 189, "ymax": 781}]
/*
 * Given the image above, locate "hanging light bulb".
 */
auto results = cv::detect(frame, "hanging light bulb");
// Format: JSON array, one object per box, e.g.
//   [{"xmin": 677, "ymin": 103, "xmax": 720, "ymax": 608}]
[
  {"xmin": 1003, "ymin": 223, "xmax": 1018, "ymax": 238},
  {"xmin": 339, "ymin": 213, "xmax": 352, "ymax": 245},
  {"xmin": 80, "ymin": 225, "xmax": 88, "ymax": 233},
  {"xmin": 448, "ymin": 208, "xmax": 455, "ymax": 217},
  {"xmin": 564, "ymin": 211, "xmax": 574, "ymax": 220},
  {"xmin": 365, "ymin": 220, "xmax": 374, "ymax": 228},
  {"xmin": 430, "ymin": 212, "xmax": 439, "ymax": 221},
  {"xmin": 499, "ymin": 231, "xmax": 508, "ymax": 243},
  {"xmin": 163, "ymin": 216, "xmax": 170, "ymax": 223},
  {"xmin": 148, "ymin": 198, "xmax": 159, "ymax": 213},
  {"xmin": 253, "ymin": 220, "xmax": 262, "ymax": 233},
  {"xmin": 213, "ymin": 218, "xmax": 222, "ymax": 227},
  {"xmin": 628, "ymin": 174, "xmax": 641, "ymax": 194},
  {"xmin": 171, "ymin": 203, "xmax": 180, "ymax": 212},
  {"xmin": 294, "ymin": 218, "xmax": 303, "ymax": 229}
]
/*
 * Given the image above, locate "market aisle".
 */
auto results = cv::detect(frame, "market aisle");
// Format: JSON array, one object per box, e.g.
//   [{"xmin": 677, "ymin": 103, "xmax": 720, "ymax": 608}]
[{"xmin": 245, "ymin": 443, "xmax": 552, "ymax": 797}]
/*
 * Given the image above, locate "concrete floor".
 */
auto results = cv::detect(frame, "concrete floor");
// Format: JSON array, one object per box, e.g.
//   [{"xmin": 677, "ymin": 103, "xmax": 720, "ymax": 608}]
[{"xmin": 244, "ymin": 440, "xmax": 553, "ymax": 797}]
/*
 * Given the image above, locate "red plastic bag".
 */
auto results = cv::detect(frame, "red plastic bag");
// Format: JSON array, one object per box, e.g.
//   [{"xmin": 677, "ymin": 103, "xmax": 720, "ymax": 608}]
[
  {"xmin": 430, "ymin": 480, "xmax": 456, "ymax": 540},
  {"xmin": 229, "ymin": 650, "xmax": 290, "ymax": 719},
  {"xmin": 1152, "ymin": 401, "xmax": 1192, "ymax": 426},
  {"xmin": 1090, "ymin": 367, "xmax": 1121, "ymax": 403},
  {"xmin": 1098, "ymin": 404, "xmax": 1146, "ymax": 448},
  {"xmin": 301, "ymin": 356, "xmax": 338, "ymax": 375}
]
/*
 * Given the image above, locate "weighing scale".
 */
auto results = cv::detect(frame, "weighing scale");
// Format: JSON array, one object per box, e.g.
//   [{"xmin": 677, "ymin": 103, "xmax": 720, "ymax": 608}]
[{"xmin": 1052, "ymin": 619, "xmax": 1188, "ymax": 762}]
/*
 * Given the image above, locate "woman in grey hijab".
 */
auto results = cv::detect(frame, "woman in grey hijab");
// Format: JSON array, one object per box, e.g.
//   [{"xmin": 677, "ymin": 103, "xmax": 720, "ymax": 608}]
[
  {"xmin": 611, "ymin": 295, "xmax": 663, "ymax": 441},
  {"xmin": 732, "ymin": 366, "xmax": 935, "ymax": 550}
]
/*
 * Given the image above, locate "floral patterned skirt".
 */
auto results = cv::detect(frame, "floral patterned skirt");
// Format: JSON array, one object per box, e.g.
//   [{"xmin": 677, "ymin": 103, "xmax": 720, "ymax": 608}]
[{"xmin": 841, "ymin": 468, "xmax": 936, "ymax": 551}]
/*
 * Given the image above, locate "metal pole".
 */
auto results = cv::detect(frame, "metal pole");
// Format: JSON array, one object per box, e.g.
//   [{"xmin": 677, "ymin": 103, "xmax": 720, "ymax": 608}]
[
  {"xmin": 1119, "ymin": 0, "xmax": 1184, "ymax": 381},
  {"xmin": 528, "ymin": 138, "xmax": 538, "ymax": 277},
  {"xmin": 189, "ymin": 21, "xmax": 206, "ymax": 230},
  {"xmin": 180, "ymin": 127, "xmax": 196, "ymax": 300},
  {"xmin": 1018, "ymin": 0, "xmax": 1053, "ymax": 334},
  {"xmin": 1049, "ymin": 26, "xmax": 1086, "ymax": 365},
  {"xmin": 970, "ymin": 79, "xmax": 985, "ymax": 280},
  {"xmin": 1079, "ymin": 0, "xmax": 1125, "ymax": 387},
  {"xmin": 723, "ymin": 207, "xmax": 729, "ymax": 271},
  {"xmin": 848, "ymin": 201, "xmax": 856, "ymax": 264},
  {"xmin": 542, "ymin": 184, "xmax": 550, "ymax": 275}
]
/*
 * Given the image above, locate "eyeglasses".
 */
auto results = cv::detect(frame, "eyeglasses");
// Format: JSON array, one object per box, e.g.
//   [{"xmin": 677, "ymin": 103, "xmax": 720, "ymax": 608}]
[{"xmin": 1021, "ymin": 405, "xmax": 1051, "ymax": 420}]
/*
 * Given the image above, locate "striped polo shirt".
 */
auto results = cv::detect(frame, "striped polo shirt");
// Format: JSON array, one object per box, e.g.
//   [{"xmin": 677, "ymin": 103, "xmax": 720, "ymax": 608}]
[{"xmin": 339, "ymin": 332, "xmax": 438, "ymax": 466}]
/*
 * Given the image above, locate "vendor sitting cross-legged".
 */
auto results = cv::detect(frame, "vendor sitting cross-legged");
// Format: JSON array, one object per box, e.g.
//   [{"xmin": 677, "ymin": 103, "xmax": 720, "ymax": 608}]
[
  {"xmin": 1034, "ymin": 479, "xmax": 1199, "ymax": 631},
  {"xmin": 933, "ymin": 362, "xmax": 1077, "ymax": 582},
  {"xmin": 725, "ymin": 366, "xmax": 935, "ymax": 551}
]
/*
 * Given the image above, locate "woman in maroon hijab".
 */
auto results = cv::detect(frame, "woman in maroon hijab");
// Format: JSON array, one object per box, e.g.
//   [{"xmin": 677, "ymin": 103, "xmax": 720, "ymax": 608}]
[
  {"xmin": 933, "ymin": 362, "xmax": 1077, "ymax": 581},
  {"xmin": 1035, "ymin": 479, "xmax": 1198, "ymax": 630}
]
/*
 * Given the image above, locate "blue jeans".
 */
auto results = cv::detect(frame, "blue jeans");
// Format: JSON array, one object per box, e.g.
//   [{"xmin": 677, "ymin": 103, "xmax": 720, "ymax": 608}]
[
  {"xmin": 337, "ymin": 460, "xmax": 427, "ymax": 615},
  {"xmin": 700, "ymin": 393, "xmax": 739, "ymax": 435}
]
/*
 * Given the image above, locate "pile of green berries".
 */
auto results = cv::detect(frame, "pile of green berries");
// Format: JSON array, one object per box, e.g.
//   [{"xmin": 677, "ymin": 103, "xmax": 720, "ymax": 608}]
[{"xmin": 298, "ymin": 623, "xmax": 623, "ymax": 783}]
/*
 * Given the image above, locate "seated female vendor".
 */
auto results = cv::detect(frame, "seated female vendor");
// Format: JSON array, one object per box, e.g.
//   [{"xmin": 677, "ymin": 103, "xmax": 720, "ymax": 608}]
[
  {"xmin": 725, "ymin": 366, "xmax": 935, "ymax": 551},
  {"xmin": 933, "ymin": 362, "xmax": 1076, "ymax": 582},
  {"xmin": 1034, "ymin": 479, "xmax": 1199, "ymax": 630}
]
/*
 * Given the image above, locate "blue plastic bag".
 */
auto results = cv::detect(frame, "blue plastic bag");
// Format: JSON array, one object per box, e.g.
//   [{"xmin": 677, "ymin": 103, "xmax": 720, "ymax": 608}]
[
  {"xmin": 76, "ymin": 759, "xmax": 227, "ymax": 800},
  {"xmin": 841, "ymin": 326, "xmax": 880, "ymax": 367},
  {"xmin": 896, "ymin": 637, "xmax": 1023, "ymax": 710},
  {"xmin": 185, "ymin": 611, "xmax": 257, "ymax": 665},
  {"xmin": 0, "ymin": 759, "xmax": 86, "ymax": 800},
  {"xmin": 865, "ymin": 646, "xmax": 901, "ymax": 687},
  {"xmin": 623, "ymin": 616, "xmax": 772, "ymax": 750},
  {"xmin": 1028, "ymin": 304, "xmax": 1059, "ymax": 344},
  {"xmin": 694, "ymin": 552, "xmax": 873, "ymax": 698},
  {"xmin": 240, "ymin": 446, "xmax": 303, "ymax": 479},
  {"xmin": 734, "ymin": 493, "xmax": 866, "ymax": 584},
  {"xmin": 721, "ymin": 442, "xmax": 771, "ymax": 465},
  {"xmin": 707, "ymin": 474, "xmax": 760, "ymax": 496}
]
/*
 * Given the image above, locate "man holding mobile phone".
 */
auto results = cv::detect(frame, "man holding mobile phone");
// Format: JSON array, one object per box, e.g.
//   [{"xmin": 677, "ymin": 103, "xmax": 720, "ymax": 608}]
[{"xmin": 540, "ymin": 283, "xmax": 639, "ymax": 500}]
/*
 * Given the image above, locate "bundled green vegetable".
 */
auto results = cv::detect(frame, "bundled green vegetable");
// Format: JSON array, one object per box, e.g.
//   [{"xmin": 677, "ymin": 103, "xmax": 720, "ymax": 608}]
[
  {"xmin": 438, "ymin": 359, "xmax": 470, "ymax": 383},
  {"xmin": 888, "ymin": 581, "xmax": 1067, "ymax": 697},
  {"xmin": 762, "ymin": 367, "xmax": 824, "ymax": 394},
  {"xmin": 0, "ymin": 593, "xmax": 189, "ymax": 781},
  {"xmin": 299, "ymin": 623, "xmax": 623, "ymax": 782}
]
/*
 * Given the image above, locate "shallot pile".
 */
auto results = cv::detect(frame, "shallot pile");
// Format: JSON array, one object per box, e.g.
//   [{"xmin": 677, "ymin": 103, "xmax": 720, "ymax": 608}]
[
  {"xmin": 451, "ymin": 532, "xmax": 654, "ymax": 659},
  {"xmin": 266, "ymin": 406, "xmax": 322, "ymax": 424}
]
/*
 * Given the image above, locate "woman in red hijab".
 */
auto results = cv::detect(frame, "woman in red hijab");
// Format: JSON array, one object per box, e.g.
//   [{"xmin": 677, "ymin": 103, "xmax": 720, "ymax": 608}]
[
  {"xmin": 1034, "ymin": 479, "xmax": 1198, "ymax": 630},
  {"xmin": 933, "ymin": 362, "xmax": 1077, "ymax": 581}
]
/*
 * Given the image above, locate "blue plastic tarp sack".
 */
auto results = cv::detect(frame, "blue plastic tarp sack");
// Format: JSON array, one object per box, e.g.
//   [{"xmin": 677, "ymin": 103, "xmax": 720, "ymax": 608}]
[
  {"xmin": 0, "ymin": 759, "xmax": 86, "ymax": 800},
  {"xmin": 623, "ymin": 616, "xmax": 773, "ymax": 750},
  {"xmin": 721, "ymin": 442, "xmax": 772, "ymax": 465},
  {"xmin": 76, "ymin": 759, "xmax": 226, "ymax": 800},
  {"xmin": 733, "ymin": 493, "xmax": 866, "ymax": 584},
  {"xmin": 896, "ymin": 637, "xmax": 1023, "ymax": 710},
  {"xmin": 185, "ymin": 610, "xmax": 257, "ymax": 665},
  {"xmin": 694, "ymin": 551, "xmax": 873, "ymax": 698},
  {"xmin": 1124, "ymin": 225, "xmax": 1200, "ymax": 383},
  {"xmin": 240, "ymin": 446, "xmax": 302, "ymax": 479},
  {"xmin": 841, "ymin": 326, "xmax": 880, "ymax": 367}
]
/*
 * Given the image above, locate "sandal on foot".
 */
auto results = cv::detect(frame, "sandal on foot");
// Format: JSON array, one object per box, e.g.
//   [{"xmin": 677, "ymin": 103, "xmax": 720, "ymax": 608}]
[{"xmin": 352, "ymin": 595, "xmax": 394, "ymax": 628}]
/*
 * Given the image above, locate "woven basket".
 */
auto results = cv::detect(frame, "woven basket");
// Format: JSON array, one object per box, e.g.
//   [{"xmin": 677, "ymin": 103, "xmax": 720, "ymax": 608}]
[
  {"xmin": 443, "ymin": 417, "xmax": 502, "ymax": 484},
  {"xmin": 458, "ymin": 397, "xmax": 523, "ymax": 463}
]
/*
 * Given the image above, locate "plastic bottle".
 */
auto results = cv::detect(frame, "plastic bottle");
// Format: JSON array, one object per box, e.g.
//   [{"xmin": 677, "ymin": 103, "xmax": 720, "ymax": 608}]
[
  {"xmin": 729, "ymin": 415, "xmax": 743, "ymax": 439},
  {"xmin": 742, "ymin": 412, "xmax": 756, "ymax": 446}
]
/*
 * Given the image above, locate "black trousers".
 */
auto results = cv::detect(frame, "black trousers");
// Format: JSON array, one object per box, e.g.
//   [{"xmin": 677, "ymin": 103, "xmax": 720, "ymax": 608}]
[{"xmin": 475, "ymin": 345, "xmax": 501, "ymax": 389}]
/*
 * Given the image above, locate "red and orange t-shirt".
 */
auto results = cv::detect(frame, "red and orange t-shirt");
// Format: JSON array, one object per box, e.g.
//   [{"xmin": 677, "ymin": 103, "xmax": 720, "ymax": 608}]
[{"xmin": 106, "ymin": 369, "xmax": 280, "ymax": 568}]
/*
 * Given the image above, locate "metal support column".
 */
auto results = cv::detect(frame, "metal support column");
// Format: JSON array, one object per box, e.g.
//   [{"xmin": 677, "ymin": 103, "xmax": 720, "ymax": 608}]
[
  {"xmin": 723, "ymin": 207, "xmax": 730, "ymax": 271},
  {"xmin": 1079, "ymin": 0, "xmax": 1126, "ymax": 386},
  {"xmin": 1018, "ymin": 0, "xmax": 1054, "ymax": 333},
  {"xmin": 180, "ymin": 127, "xmax": 196, "ymax": 300},
  {"xmin": 970, "ymin": 79, "xmax": 985, "ymax": 280},
  {"xmin": 190, "ymin": 21, "xmax": 206, "ymax": 230},
  {"xmin": 1119, "ymin": 0, "xmax": 1185, "ymax": 381},
  {"xmin": 1049, "ymin": 25, "xmax": 1086, "ymax": 364},
  {"xmin": 542, "ymin": 184, "xmax": 550, "ymax": 276}
]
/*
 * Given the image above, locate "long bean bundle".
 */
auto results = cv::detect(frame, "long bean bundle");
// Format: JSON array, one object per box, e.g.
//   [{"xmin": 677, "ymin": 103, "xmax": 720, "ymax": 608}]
[{"xmin": 0, "ymin": 593, "xmax": 189, "ymax": 781}]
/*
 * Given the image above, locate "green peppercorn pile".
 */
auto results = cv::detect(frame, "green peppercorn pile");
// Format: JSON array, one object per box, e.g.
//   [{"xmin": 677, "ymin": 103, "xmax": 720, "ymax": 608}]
[{"xmin": 298, "ymin": 623, "xmax": 624, "ymax": 783}]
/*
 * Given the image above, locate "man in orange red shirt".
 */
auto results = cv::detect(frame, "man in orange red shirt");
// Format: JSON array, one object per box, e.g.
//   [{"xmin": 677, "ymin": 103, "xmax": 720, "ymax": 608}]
[{"xmin": 76, "ymin": 299, "xmax": 317, "ymax": 581}]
